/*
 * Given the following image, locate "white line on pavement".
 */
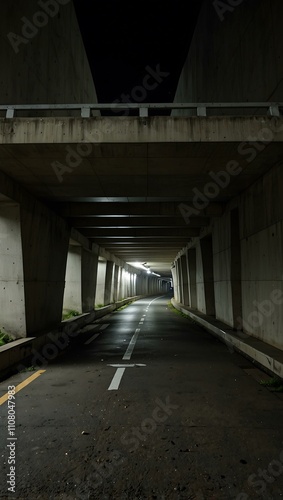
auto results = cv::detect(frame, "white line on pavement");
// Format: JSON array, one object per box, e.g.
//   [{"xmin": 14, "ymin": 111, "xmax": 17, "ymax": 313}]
[
  {"xmin": 84, "ymin": 333, "xmax": 100, "ymax": 345},
  {"xmin": 108, "ymin": 364, "xmax": 146, "ymax": 368},
  {"xmin": 81, "ymin": 324, "xmax": 99, "ymax": 333},
  {"xmin": 108, "ymin": 367, "xmax": 126, "ymax": 390},
  {"xmin": 123, "ymin": 328, "xmax": 140, "ymax": 360},
  {"xmin": 99, "ymin": 323, "xmax": 110, "ymax": 331}
]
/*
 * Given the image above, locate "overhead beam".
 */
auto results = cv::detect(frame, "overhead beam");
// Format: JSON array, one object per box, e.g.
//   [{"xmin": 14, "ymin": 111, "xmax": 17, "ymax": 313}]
[
  {"xmin": 80, "ymin": 228, "xmax": 200, "ymax": 237},
  {"xmin": 70, "ymin": 216, "xmax": 210, "ymax": 228},
  {"xmin": 58, "ymin": 202, "xmax": 224, "ymax": 218},
  {"xmin": 88, "ymin": 238, "xmax": 191, "ymax": 244}
]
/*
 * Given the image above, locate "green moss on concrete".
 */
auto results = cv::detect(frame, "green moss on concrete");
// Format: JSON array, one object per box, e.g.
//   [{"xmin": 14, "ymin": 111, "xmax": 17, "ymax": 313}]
[
  {"xmin": 0, "ymin": 331, "xmax": 13, "ymax": 346},
  {"xmin": 260, "ymin": 377, "xmax": 283, "ymax": 392},
  {"xmin": 62, "ymin": 310, "xmax": 80, "ymax": 321}
]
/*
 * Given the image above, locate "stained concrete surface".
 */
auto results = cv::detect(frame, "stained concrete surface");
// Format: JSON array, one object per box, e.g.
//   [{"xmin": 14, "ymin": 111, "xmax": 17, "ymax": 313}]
[{"xmin": 0, "ymin": 295, "xmax": 283, "ymax": 499}]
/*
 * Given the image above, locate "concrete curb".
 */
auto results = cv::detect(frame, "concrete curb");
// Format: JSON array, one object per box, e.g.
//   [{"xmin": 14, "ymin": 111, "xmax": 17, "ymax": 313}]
[
  {"xmin": 171, "ymin": 298, "xmax": 283, "ymax": 380},
  {"xmin": 0, "ymin": 295, "xmax": 145, "ymax": 380}
]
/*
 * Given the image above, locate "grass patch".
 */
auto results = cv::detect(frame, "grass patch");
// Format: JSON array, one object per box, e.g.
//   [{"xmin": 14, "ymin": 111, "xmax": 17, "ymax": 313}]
[
  {"xmin": 95, "ymin": 304, "xmax": 105, "ymax": 309},
  {"xmin": 260, "ymin": 377, "xmax": 283, "ymax": 392},
  {"xmin": 19, "ymin": 365, "xmax": 37, "ymax": 373},
  {"xmin": 167, "ymin": 301, "xmax": 190, "ymax": 320},
  {"xmin": 116, "ymin": 301, "xmax": 133, "ymax": 311},
  {"xmin": 0, "ymin": 331, "xmax": 13, "ymax": 346},
  {"xmin": 62, "ymin": 310, "xmax": 80, "ymax": 321}
]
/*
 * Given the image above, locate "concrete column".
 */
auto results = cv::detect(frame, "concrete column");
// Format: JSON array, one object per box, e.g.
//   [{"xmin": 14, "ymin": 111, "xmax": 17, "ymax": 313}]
[
  {"xmin": 113, "ymin": 264, "xmax": 120, "ymax": 302},
  {"xmin": 138, "ymin": 273, "xmax": 148, "ymax": 295},
  {"xmin": 200, "ymin": 236, "xmax": 216, "ymax": 316},
  {"xmin": 187, "ymin": 248, "xmax": 197, "ymax": 308},
  {"xmin": 0, "ymin": 202, "xmax": 25, "ymax": 337},
  {"xmin": 127, "ymin": 272, "xmax": 131, "ymax": 297},
  {"xmin": 95, "ymin": 259, "xmax": 107, "ymax": 306},
  {"xmin": 144, "ymin": 274, "xmax": 149, "ymax": 294},
  {"xmin": 64, "ymin": 245, "xmax": 98, "ymax": 314},
  {"xmin": 120, "ymin": 268, "xmax": 126, "ymax": 299},
  {"xmin": 21, "ymin": 202, "xmax": 70, "ymax": 335},
  {"xmin": 180, "ymin": 254, "xmax": 190, "ymax": 305},
  {"xmin": 82, "ymin": 248, "xmax": 98, "ymax": 312},
  {"xmin": 118, "ymin": 267, "xmax": 123, "ymax": 300},
  {"xmin": 230, "ymin": 208, "xmax": 243, "ymax": 329},
  {"xmin": 129, "ymin": 273, "xmax": 133, "ymax": 296},
  {"xmin": 176, "ymin": 259, "xmax": 182, "ymax": 303},
  {"xmin": 171, "ymin": 263, "xmax": 179, "ymax": 302},
  {"xmin": 136, "ymin": 274, "xmax": 142, "ymax": 295},
  {"xmin": 178, "ymin": 259, "xmax": 184, "ymax": 304},
  {"xmin": 63, "ymin": 245, "xmax": 82, "ymax": 313},
  {"xmin": 132, "ymin": 273, "xmax": 137, "ymax": 296},
  {"xmin": 104, "ymin": 260, "xmax": 115, "ymax": 305}
]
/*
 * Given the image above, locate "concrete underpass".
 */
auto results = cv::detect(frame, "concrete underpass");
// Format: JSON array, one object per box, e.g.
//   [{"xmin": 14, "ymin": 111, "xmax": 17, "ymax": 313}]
[
  {"xmin": 0, "ymin": 0, "xmax": 283, "ymax": 499},
  {"xmin": 1, "ymin": 295, "xmax": 283, "ymax": 500}
]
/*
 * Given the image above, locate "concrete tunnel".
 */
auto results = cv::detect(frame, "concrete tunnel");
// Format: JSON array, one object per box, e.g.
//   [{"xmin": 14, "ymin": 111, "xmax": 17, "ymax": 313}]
[{"xmin": 0, "ymin": 0, "xmax": 283, "ymax": 379}]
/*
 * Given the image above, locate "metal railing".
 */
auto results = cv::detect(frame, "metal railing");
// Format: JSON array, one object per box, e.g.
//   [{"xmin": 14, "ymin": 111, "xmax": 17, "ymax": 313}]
[{"xmin": 0, "ymin": 102, "xmax": 282, "ymax": 119}]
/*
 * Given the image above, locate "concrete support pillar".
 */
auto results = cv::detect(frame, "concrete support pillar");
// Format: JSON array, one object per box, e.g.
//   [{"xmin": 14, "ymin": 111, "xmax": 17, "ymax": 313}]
[
  {"xmin": 144, "ymin": 274, "xmax": 149, "ymax": 294},
  {"xmin": 104, "ymin": 260, "xmax": 115, "ymax": 305},
  {"xmin": 0, "ymin": 202, "xmax": 25, "ymax": 337},
  {"xmin": 132, "ymin": 273, "xmax": 137, "ymax": 296},
  {"xmin": 136, "ymin": 274, "xmax": 142, "ymax": 295},
  {"xmin": 230, "ymin": 208, "xmax": 243, "ymax": 328},
  {"xmin": 138, "ymin": 273, "xmax": 148, "ymax": 295},
  {"xmin": 200, "ymin": 236, "xmax": 216, "ymax": 316},
  {"xmin": 175, "ymin": 259, "xmax": 182, "ymax": 303},
  {"xmin": 82, "ymin": 248, "xmax": 98, "ymax": 312},
  {"xmin": 129, "ymin": 273, "xmax": 133, "ymax": 296},
  {"xmin": 187, "ymin": 248, "xmax": 197, "ymax": 308},
  {"xmin": 171, "ymin": 263, "xmax": 179, "ymax": 302},
  {"xmin": 120, "ymin": 268, "xmax": 126, "ymax": 299},
  {"xmin": 180, "ymin": 254, "xmax": 190, "ymax": 305},
  {"xmin": 95, "ymin": 258, "xmax": 107, "ymax": 306},
  {"xmin": 113, "ymin": 264, "xmax": 120, "ymax": 302},
  {"xmin": 62, "ymin": 244, "xmax": 98, "ymax": 314},
  {"xmin": 21, "ymin": 203, "xmax": 70, "ymax": 335},
  {"xmin": 148, "ymin": 276, "xmax": 153, "ymax": 294},
  {"xmin": 118, "ymin": 267, "xmax": 123, "ymax": 300},
  {"xmin": 129, "ymin": 273, "xmax": 132, "ymax": 296},
  {"xmin": 63, "ymin": 245, "xmax": 82, "ymax": 313}
]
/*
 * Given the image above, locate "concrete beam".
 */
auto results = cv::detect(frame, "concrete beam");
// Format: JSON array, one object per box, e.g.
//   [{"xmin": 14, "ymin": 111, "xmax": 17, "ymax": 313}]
[
  {"xmin": 80, "ymin": 228, "xmax": 200, "ymax": 238},
  {"xmin": 59, "ymin": 202, "xmax": 224, "ymax": 218},
  {"xmin": 1, "ymin": 116, "xmax": 283, "ymax": 144},
  {"xmin": 91, "ymin": 239, "xmax": 191, "ymax": 246},
  {"xmin": 70, "ymin": 216, "xmax": 210, "ymax": 228}
]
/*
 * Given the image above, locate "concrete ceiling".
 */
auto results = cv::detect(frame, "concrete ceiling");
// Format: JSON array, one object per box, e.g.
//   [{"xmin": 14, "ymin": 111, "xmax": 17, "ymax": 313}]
[{"xmin": 0, "ymin": 116, "xmax": 282, "ymax": 276}]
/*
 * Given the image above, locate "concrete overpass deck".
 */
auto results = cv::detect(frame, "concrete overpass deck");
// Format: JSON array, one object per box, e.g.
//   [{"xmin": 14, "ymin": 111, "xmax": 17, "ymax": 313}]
[{"xmin": 0, "ymin": 108, "xmax": 283, "ymax": 276}]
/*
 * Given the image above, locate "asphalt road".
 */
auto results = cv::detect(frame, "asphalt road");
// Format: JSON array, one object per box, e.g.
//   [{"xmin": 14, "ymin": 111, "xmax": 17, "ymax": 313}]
[{"xmin": 1, "ymin": 294, "xmax": 283, "ymax": 500}]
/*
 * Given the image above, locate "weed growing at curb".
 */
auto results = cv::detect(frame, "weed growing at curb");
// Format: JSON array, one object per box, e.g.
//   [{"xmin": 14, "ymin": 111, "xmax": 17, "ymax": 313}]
[
  {"xmin": 116, "ymin": 301, "xmax": 133, "ymax": 312},
  {"xmin": 167, "ymin": 302, "xmax": 195, "ymax": 322},
  {"xmin": 62, "ymin": 310, "xmax": 80, "ymax": 321},
  {"xmin": 0, "ymin": 331, "xmax": 13, "ymax": 346},
  {"xmin": 260, "ymin": 377, "xmax": 283, "ymax": 393},
  {"xmin": 19, "ymin": 365, "xmax": 37, "ymax": 373}
]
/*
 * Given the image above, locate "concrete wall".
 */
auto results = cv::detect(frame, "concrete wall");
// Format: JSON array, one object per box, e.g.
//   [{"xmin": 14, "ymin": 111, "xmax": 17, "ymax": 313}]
[
  {"xmin": 0, "ymin": 0, "xmax": 97, "ymax": 106},
  {"xmin": 173, "ymin": 163, "xmax": 283, "ymax": 351},
  {"xmin": 240, "ymin": 165, "xmax": 283, "ymax": 349},
  {"xmin": 174, "ymin": 0, "xmax": 283, "ymax": 109}
]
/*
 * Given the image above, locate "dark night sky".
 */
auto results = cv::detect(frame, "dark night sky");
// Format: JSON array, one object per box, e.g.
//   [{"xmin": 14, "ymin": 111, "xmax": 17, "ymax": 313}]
[{"xmin": 74, "ymin": 1, "xmax": 202, "ymax": 108}]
